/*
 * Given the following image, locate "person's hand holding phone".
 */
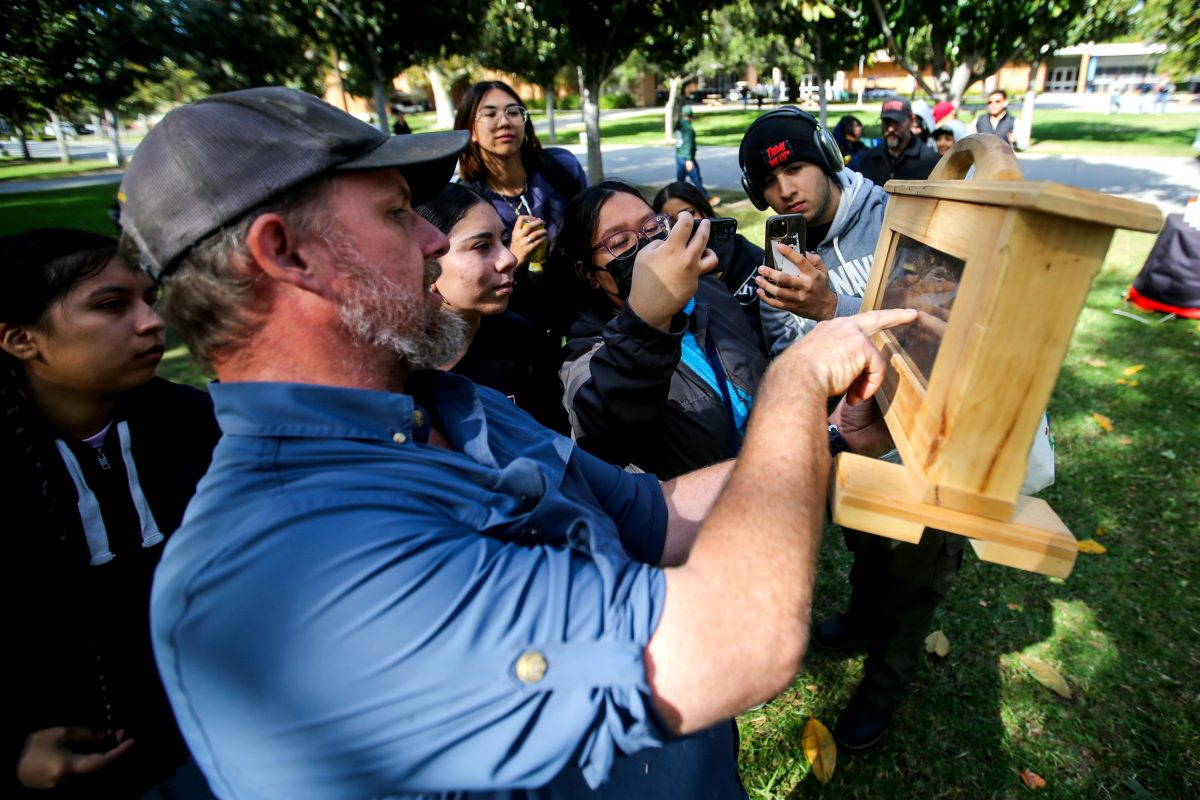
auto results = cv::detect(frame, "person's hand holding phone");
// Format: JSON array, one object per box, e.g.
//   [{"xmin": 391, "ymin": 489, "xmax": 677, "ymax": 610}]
[
  {"xmin": 629, "ymin": 211, "xmax": 717, "ymax": 330},
  {"xmin": 756, "ymin": 246, "xmax": 839, "ymax": 321}
]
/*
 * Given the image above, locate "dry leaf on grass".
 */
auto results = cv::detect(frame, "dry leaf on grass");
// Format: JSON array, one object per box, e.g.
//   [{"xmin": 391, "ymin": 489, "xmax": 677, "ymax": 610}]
[
  {"xmin": 1115, "ymin": 378, "xmax": 1139, "ymax": 387},
  {"xmin": 1092, "ymin": 413, "xmax": 1114, "ymax": 432},
  {"xmin": 1094, "ymin": 526, "xmax": 1106, "ymax": 537},
  {"xmin": 803, "ymin": 717, "xmax": 836, "ymax": 784},
  {"xmin": 1081, "ymin": 357, "xmax": 1108, "ymax": 368},
  {"xmin": 925, "ymin": 630, "xmax": 951, "ymax": 657},
  {"xmin": 1118, "ymin": 437, "xmax": 1133, "ymax": 446},
  {"xmin": 1078, "ymin": 539, "xmax": 1108, "ymax": 554},
  {"xmin": 1122, "ymin": 364, "xmax": 1145, "ymax": 376},
  {"xmin": 1019, "ymin": 768, "xmax": 1047, "ymax": 789},
  {"xmin": 1018, "ymin": 654, "xmax": 1073, "ymax": 698}
]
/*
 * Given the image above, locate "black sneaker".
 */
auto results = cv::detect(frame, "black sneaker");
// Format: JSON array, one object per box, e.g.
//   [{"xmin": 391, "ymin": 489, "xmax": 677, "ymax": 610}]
[
  {"xmin": 811, "ymin": 614, "xmax": 866, "ymax": 650},
  {"xmin": 833, "ymin": 698, "xmax": 893, "ymax": 752}
]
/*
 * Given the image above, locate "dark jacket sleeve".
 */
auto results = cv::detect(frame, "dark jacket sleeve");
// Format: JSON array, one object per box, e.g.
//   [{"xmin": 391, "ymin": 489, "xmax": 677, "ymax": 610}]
[{"xmin": 560, "ymin": 305, "xmax": 686, "ymax": 453}]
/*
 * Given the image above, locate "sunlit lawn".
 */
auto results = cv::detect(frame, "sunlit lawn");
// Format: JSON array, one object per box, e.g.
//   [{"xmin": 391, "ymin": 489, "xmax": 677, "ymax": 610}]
[{"xmin": 5, "ymin": 175, "xmax": 1198, "ymax": 799}]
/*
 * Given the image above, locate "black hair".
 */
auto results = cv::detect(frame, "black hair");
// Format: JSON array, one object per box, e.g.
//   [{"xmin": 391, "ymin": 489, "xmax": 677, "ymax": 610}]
[
  {"xmin": 0, "ymin": 230, "xmax": 124, "ymax": 725},
  {"xmin": 416, "ymin": 183, "xmax": 492, "ymax": 236},
  {"xmin": 834, "ymin": 115, "xmax": 862, "ymax": 136},
  {"xmin": 544, "ymin": 180, "xmax": 647, "ymax": 316},
  {"xmin": 0, "ymin": 228, "xmax": 118, "ymax": 328},
  {"xmin": 651, "ymin": 181, "xmax": 715, "ymax": 220},
  {"xmin": 989, "ymin": 89, "xmax": 1008, "ymax": 100}
]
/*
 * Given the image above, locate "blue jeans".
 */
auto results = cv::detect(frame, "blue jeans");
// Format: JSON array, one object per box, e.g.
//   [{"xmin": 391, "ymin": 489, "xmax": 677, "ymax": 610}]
[{"xmin": 675, "ymin": 156, "xmax": 709, "ymax": 198}]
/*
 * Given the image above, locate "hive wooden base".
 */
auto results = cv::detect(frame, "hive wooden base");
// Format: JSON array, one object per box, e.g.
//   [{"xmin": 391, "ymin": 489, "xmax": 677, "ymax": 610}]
[{"xmin": 830, "ymin": 453, "xmax": 1078, "ymax": 578}]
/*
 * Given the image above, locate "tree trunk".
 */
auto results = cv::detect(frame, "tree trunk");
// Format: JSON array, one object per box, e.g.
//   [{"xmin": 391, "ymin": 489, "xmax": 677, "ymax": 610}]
[
  {"xmin": 372, "ymin": 75, "xmax": 390, "ymax": 135},
  {"xmin": 426, "ymin": 65, "xmax": 456, "ymax": 129},
  {"xmin": 543, "ymin": 82, "xmax": 557, "ymax": 144},
  {"xmin": 580, "ymin": 71, "xmax": 603, "ymax": 184},
  {"xmin": 1016, "ymin": 59, "xmax": 1039, "ymax": 151},
  {"xmin": 49, "ymin": 108, "xmax": 71, "ymax": 164},
  {"xmin": 664, "ymin": 75, "xmax": 684, "ymax": 143},
  {"xmin": 107, "ymin": 108, "xmax": 125, "ymax": 167},
  {"xmin": 948, "ymin": 63, "xmax": 973, "ymax": 107},
  {"xmin": 16, "ymin": 117, "xmax": 31, "ymax": 159}
]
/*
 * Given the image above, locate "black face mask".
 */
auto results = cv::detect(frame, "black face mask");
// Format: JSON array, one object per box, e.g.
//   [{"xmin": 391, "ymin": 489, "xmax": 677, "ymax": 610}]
[{"xmin": 594, "ymin": 228, "xmax": 668, "ymax": 300}]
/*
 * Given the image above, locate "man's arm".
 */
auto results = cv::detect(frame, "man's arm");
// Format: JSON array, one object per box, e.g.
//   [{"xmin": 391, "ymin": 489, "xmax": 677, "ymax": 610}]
[{"xmin": 645, "ymin": 308, "xmax": 917, "ymax": 735}]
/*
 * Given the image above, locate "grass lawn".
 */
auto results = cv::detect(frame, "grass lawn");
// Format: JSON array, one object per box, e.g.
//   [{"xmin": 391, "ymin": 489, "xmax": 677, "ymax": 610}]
[
  {"xmin": 7, "ymin": 179, "xmax": 1198, "ymax": 797},
  {"xmin": 0, "ymin": 155, "xmax": 123, "ymax": 183}
]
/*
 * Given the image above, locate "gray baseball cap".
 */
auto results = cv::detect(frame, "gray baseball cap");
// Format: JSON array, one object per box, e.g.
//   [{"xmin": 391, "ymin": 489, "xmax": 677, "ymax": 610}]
[{"xmin": 118, "ymin": 87, "xmax": 468, "ymax": 279}]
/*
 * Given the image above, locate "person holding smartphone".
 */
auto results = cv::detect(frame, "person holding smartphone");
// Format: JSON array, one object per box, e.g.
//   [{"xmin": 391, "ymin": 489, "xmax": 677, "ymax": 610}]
[
  {"xmin": 737, "ymin": 107, "xmax": 890, "ymax": 357},
  {"xmin": 553, "ymin": 181, "xmax": 766, "ymax": 480},
  {"xmin": 652, "ymin": 181, "xmax": 768, "ymax": 354}
]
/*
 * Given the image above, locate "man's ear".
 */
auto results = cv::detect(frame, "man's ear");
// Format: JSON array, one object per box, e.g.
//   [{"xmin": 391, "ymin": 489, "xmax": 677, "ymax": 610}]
[
  {"xmin": 245, "ymin": 213, "xmax": 325, "ymax": 294},
  {"xmin": 0, "ymin": 324, "xmax": 41, "ymax": 362}
]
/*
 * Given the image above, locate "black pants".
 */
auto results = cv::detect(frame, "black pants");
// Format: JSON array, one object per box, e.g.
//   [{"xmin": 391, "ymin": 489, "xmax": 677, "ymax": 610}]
[{"xmin": 842, "ymin": 527, "xmax": 965, "ymax": 709}]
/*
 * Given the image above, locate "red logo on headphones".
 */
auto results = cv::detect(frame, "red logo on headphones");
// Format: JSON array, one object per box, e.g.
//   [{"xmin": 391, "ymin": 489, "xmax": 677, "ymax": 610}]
[{"xmin": 765, "ymin": 140, "xmax": 792, "ymax": 168}]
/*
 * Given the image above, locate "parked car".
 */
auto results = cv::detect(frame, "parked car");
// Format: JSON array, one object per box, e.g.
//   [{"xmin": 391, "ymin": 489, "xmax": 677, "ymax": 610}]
[
  {"xmin": 43, "ymin": 121, "xmax": 93, "ymax": 138},
  {"xmin": 862, "ymin": 87, "xmax": 900, "ymax": 101},
  {"xmin": 390, "ymin": 93, "xmax": 431, "ymax": 113}
]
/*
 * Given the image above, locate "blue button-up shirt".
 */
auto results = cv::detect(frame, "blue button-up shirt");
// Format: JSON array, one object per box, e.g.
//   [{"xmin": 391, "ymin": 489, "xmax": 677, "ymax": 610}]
[{"xmin": 151, "ymin": 374, "xmax": 682, "ymax": 799}]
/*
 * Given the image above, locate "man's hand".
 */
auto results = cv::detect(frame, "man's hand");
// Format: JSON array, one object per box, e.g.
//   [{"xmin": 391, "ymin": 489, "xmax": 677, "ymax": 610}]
[
  {"xmin": 770, "ymin": 309, "xmax": 918, "ymax": 405},
  {"xmin": 510, "ymin": 214, "xmax": 548, "ymax": 266},
  {"xmin": 17, "ymin": 727, "xmax": 135, "ymax": 789},
  {"xmin": 685, "ymin": 159, "xmax": 695, "ymax": 173},
  {"xmin": 755, "ymin": 247, "xmax": 838, "ymax": 320},
  {"xmin": 628, "ymin": 211, "xmax": 718, "ymax": 330},
  {"xmin": 831, "ymin": 396, "xmax": 894, "ymax": 457}
]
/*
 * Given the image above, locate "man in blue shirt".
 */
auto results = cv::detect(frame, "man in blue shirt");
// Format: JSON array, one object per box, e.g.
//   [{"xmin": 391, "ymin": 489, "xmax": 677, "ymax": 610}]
[{"xmin": 118, "ymin": 87, "xmax": 914, "ymax": 799}]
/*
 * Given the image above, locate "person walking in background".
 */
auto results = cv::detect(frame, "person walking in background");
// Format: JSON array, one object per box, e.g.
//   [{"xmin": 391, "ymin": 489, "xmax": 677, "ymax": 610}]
[
  {"xmin": 673, "ymin": 105, "xmax": 719, "ymax": 205},
  {"xmin": 975, "ymin": 89, "xmax": 1017, "ymax": 147},
  {"xmin": 1154, "ymin": 72, "xmax": 1174, "ymax": 114}
]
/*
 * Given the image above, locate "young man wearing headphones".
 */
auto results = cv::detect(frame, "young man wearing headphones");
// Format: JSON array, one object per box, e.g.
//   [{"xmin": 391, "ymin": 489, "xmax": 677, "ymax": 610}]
[
  {"xmin": 739, "ymin": 108, "xmax": 965, "ymax": 753},
  {"xmin": 737, "ymin": 108, "xmax": 890, "ymax": 357}
]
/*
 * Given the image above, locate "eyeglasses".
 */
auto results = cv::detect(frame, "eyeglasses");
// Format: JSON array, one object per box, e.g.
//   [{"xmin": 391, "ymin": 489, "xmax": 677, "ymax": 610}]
[
  {"xmin": 987, "ymin": 98, "xmax": 1005, "ymax": 105},
  {"xmin": 476, "ymin": 104, "xmax": 528, "ymax": 126},
  {"xmin": 591, "ymin": 212, "xmax": 671, "ymax": 261}
]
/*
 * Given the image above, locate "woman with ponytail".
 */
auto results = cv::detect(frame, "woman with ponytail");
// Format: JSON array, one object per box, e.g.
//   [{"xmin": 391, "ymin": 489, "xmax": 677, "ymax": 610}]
[{"xmin": 1, "ymin": 229, "xmax": 219, "ymax": 798}]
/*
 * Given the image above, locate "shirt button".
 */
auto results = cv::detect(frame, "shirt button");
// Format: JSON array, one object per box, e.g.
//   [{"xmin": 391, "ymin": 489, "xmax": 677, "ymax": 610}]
[
  {"xmin": 515, "ymin": 651, "xmax": 548, "ymax": 684},
  {"xmin": 392, "ymin": 432, "xmax": 407, "ymax": 444},
  {"xmin": 413, "ymin": 410, "xmax": 426, "ymax": 427}
]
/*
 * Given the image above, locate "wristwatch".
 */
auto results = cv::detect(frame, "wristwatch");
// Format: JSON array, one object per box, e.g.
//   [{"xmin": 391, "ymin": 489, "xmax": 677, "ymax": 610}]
[{"xmin": 827, "ymin": 424, "xmax": 850, "ymax": 457}]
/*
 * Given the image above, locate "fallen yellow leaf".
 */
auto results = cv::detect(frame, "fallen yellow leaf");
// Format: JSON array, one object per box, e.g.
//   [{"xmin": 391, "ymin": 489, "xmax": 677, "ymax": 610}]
[
  {"xmin": 925, "ymin": 630, "xmax": 951, "ymax": 657},
  {"xmin": 803, "ymin": 717, "xmax": 836, "ymax": 784},
  {"xmin": 1078, "ymin": 539, "xmax": 1108, "ymax": 554},
  {"xmin": 1082, "ymin": 357, "xmax": 1108, "ymax": 368},
  {"xmin": 1123, "ymin": 364, "xmax": 1145, "ymax": 376},
  {"xmin": 1093, "ymin": 413, "xmax": 1113, "ymax": 432},
  {"xmin": 1020, "ymin": 768, "xmax": 1047, "ymax": 789},
  {"xmin": 1018, "ymin": 654, "xmax": 1073, "ymax": 698},
  {"xmin": 1118, "ymin": 437, "xmax": 1133, "ymax": 446},
  {"xmin": 1094, "ymin": 526, "xmax": 1106, "ymax": 537}
]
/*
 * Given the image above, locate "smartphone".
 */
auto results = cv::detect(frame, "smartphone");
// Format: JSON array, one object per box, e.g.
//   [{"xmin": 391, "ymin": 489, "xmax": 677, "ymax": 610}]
[
  {"xmin": 703, "ymin": 217, "xmax": 738, "ymax": 249},
  {"xmin": 764, "ymin": 213, "xmax": 807, "ymax": 276}
]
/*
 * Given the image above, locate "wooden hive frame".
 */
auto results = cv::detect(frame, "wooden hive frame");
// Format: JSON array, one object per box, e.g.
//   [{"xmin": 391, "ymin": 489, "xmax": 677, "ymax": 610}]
[{"xmin": 831, "ymin": 135, "xmax": 1162, "ymax": 578}]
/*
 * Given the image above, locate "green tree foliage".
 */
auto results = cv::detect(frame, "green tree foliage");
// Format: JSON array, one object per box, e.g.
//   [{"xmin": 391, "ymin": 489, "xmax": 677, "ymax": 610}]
[
  {"xmin": 1137, "ymin": 0, "xmax": 1199, "ymax": 76},
  {"xmin": 168, "ymin": 0, "xmax": 327, "ymax": 95}
]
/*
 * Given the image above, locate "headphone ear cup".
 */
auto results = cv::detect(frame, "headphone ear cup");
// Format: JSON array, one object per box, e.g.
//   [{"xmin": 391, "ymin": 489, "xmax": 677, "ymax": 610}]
[
  {"xmin": 741, "ymin": 169, "xmax": 768, "ymax": 210},
  {"xmin": 816, "ymin": 126, "xmax": 844, "ymax": 173}
]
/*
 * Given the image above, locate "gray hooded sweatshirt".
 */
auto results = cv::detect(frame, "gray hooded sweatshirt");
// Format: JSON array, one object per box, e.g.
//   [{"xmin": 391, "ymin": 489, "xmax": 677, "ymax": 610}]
[{"xmin": 760, "ymin": 168, "xmax": 888, "ymax": 356}]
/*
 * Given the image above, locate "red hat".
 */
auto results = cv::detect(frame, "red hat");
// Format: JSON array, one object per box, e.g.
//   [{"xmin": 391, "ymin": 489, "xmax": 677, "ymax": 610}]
[{"xmin": 933, "ymin": 101, "xmax": 956, "ymax": 124}]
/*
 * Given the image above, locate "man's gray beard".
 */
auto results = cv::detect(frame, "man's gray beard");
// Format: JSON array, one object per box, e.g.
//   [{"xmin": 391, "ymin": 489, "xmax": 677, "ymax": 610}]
[{"xmin": 330, "ymin": 237, "xmax": 467, "ymax": 371}]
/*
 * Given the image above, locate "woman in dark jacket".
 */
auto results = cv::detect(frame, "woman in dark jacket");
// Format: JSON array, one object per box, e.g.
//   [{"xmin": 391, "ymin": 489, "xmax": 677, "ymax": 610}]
[
  {"xmin": 550, "ymin": 182, "xmax": 766, "ymax": 480},
  {"xmin": 1, "ymin": 230, "xmax": 220, "ymax": 798},
  {"xmin": 652, "ymin": 181, "xmax": 768, "ymax": 354}
]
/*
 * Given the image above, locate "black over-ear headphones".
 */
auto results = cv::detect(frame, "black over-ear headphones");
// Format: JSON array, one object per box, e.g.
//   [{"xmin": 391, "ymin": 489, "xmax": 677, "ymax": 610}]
[{"xmin": 739, "ymin": 106, "xmax": 844, "ymax": 211}]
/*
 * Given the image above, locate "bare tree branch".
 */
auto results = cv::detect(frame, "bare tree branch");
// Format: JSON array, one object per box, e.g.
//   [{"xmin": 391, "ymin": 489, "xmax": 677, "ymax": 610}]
[{"xmin": 867, "ymin": 0, "xmax": 939, "ymax": 96}]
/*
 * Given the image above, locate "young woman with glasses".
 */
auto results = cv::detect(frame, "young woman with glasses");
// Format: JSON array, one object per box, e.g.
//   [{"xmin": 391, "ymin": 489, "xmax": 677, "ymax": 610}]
[
  {"xmin": 454, "ymin": 81, "xmax": 587, "ymax": 273},
  {"xmin": 1, "ymin": 229, "xmax": 220, "ymax": 798},
  {"xmin": 549, "ymin": 181, "xmax": 767, "ymax": 480}
]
